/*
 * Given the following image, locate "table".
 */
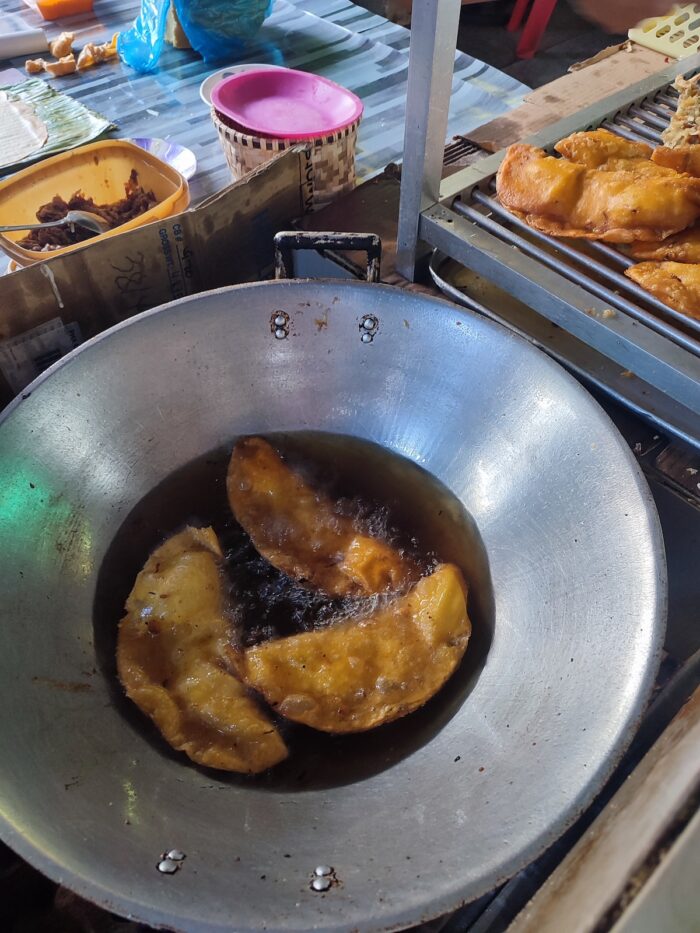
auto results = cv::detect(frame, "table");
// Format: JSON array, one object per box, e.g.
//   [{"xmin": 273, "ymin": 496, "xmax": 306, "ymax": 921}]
[{"xmin": 0, "ymin": 0, "xmax": 528, "ymax": 203}]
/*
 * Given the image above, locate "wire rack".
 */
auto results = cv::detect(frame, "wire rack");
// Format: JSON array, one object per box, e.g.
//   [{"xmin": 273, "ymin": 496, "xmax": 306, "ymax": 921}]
[{"xmin": 417, "ymin": 59, "xmax": 700, "ymax": 449}]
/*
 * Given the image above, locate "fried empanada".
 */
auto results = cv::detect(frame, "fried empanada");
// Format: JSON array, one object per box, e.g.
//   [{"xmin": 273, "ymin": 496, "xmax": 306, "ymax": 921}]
[
  {"xmin": 243, "ymin": 563, "xmax": 470, "ymax": 733},
  {"xmin": 653, "ymin": 145, "xmax": 700, "ymax": 177},
  {"xmin": 623, "ymin": 225, "xmax": 700, "ymax": 263},
  {"xmin": 624, "ymin": 261, "xmax": 700, "ymax": 320},
  {"xmin": 661, "ymin": 73, "xmax": 700, "ymax": 148},
  {"xmin": 227, "ymin": 436, "xmax": 418, "ymax": 597},
  {"xmin": 117, "ymin": 526, "xmax": 288, "ymax": 773},
  {"xmin": 555, "ymin": 129, "xmax": 653, "ymax": 168},
  {"xmin": 496, "ymin": 143, "xmax": 700, "ymax": 242}
]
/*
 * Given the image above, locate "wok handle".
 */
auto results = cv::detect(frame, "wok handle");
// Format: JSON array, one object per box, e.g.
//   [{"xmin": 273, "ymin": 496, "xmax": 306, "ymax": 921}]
[{"xmin": 273, "ymin": 231, "xmax": 381, "ymax": 283}]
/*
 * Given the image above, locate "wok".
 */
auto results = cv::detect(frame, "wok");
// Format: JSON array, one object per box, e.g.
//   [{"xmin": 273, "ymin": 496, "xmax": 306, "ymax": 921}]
[{"xmin": 0, "ymin": 275, "xmax": 665, "ymax": 932}]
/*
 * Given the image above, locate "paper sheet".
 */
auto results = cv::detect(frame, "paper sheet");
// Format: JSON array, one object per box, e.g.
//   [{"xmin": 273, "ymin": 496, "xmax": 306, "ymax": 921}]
[{"xmin": 0, "ymin": 90, "xmax": 48, "ymax": 169}]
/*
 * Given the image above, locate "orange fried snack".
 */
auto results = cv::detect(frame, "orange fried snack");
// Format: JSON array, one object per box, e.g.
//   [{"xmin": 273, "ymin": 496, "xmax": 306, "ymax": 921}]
[
  {"xmin": 496, "ymin": 144, "xmax": 700, "ymax": 242},
  {"xmin": 243, "ymin": 564, "xmax": 470, "ymax": 733},
  {"xmin": 623, "ymin": 225, "xmax": 700, "ymax": 263},
  {"xmin": 653, "ymin": 145, "xmax": 700, "ymax": 177},
  {"xmin": 227, "ymin": 436, "xmax": 419, "ymax": 597},
  {"xmin": 117, "ymin": 526, "xmax": 288, "ymax": 773},
  {"xmin": 624, "ymin": 262, "xmax": 700, "ymax": 321},
  {"xmin": 555, "ymin": 128, "xmax": 653, "ymax": 168}
]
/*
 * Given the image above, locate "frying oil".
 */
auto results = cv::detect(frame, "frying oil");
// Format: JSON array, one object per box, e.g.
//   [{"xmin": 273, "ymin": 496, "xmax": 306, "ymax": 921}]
[{"xmin": 95, "ymin": 432, "xmax": 491, "ymax": 788}]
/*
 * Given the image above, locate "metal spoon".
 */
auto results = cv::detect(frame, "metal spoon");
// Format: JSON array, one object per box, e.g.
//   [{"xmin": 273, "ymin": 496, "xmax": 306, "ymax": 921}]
[{"xmin": 0, "ymin": 210, "xmax": 110, "ymax": 235}]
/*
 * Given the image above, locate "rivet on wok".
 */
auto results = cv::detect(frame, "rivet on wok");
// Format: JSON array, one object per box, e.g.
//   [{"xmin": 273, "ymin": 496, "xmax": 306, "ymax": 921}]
[
  {"xmin": 361, "ymin": 332, "xmax": 373, "ymax": 344},
  {"xmin": 362, "ymin": 316, "xmax": 376, "ymax": 330},
  {"xmin": 314, "ymin": 865, "xmax": 332, "ymax": 877},
  {"xmin": 274, "ymin": 314, "xmax": 287, "ymax": 328},
  {"xmin": 311, "ymin": 876, "xmax": 332, "ymax": 892},
  {"xmin": 275, "ymin": 328, "xmax": 287, "ymax": 340},
  {"xmin": 157, "ymin": 858, "xmax": 180, "ymax": 874},
  {"xmin": 167, "ymin": 849, "xmax": 186, "ymax": 861}
]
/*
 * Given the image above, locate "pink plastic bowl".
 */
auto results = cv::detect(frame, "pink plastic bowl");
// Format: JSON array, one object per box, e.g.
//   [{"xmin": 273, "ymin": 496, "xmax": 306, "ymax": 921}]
[{"xmin": 210, "ymin": 67, "xmax": 364, "ymax": 139}]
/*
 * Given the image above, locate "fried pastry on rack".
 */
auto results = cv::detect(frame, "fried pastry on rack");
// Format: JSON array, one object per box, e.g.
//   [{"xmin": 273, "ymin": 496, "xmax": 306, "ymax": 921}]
[
  {"xmin": 243, "ymin": 563, "xmax": 471, "ymax": 733},
  {"xmin": 117, "ymin": 525, "xmax": 288, "ymax": 773},
  {"xmin": 624, "ymin": 261, "xmax": 700, "ymax": 320},
  {"xmin": 227, "ymin": 436, "xmax": 419, "ymax": 598},
  {"xmin": 555, "ymin": 129, "xmax": 680, "ymax": 177},
  {"xmin": 661, "ymin": 73, "xmax": 700, "ymax": 148},
  {"xmin": 496, "ymin": 143, "xmax": 700, "ymax": 242},
  {"xmin": 623, "ymin": 225, "xmax": 700, "ymax": 263},
  {"xmin": 653, "ymin": 145, "xmax": 700, "ymax": 177},
  {"xmin": 554, "ymin": 128, "xmax": 653, "ymax": 167},
  {"xmin": 652, "ymin": 73, "xmax": 700, "ymax": 176}
]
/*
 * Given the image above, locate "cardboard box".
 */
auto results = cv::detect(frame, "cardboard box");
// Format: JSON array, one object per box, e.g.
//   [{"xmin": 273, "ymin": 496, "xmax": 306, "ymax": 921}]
[{"xmin": 0, "ymin": 149, "xmax": 305, "ymax": 407}]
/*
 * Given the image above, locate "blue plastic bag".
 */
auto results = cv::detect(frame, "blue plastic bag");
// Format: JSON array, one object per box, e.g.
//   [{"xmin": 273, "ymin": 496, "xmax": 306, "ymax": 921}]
[
  {"xmin": 117, "ymin": 0, "xmax": 170, "ymax": 74},
  {"xmin": 174, "ymin": 0, "xmax": 274, "ymax": 62},
  {"xmin": 118, "ymin": 0, "xmax": 273, "ymax": 73}
]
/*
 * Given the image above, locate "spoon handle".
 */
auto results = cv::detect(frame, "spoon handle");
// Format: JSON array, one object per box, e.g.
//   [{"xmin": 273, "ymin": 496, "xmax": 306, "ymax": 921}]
[{"xmin": 0, "ymin": 219, "xmax": 68, "ymax": 233}]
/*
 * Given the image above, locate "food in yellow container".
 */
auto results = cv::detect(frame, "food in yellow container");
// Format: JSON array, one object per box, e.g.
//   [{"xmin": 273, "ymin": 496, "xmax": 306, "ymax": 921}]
[{"xmin": 0, "ymin": 139, "xmax": 189, "ymax": 267}]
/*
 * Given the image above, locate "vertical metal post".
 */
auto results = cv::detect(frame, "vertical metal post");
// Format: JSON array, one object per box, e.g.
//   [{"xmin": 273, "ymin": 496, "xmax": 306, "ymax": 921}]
[{"xmin": 395, "ymin": 0, "xmax": 461, "ymax": 281}]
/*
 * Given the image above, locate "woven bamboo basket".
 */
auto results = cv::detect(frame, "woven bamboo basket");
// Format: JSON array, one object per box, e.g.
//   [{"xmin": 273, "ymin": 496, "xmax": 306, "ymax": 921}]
[{"xmin": 212, "ymin": 108, "xmax": 360, "ymax": 213}]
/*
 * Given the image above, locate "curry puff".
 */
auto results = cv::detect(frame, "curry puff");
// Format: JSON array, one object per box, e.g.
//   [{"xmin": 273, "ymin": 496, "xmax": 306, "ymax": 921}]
[
  {"xmin": 243, "ymin": 564, "xmax": 471, "ymax": 733},
  {"xmin": 495, "ymin": 143, "xmax": 700, "ymax": 242},
  {"xmin": 117, "ymin": 526, "xmax": 288, "ymax": 773},
  {"xmin": 554, "ymin": 128, "xmax": 654, "ymax": 170},
  {"xmin": 624, "ymin": 262, "xmax": 700, "ymax": 321},
  {"xmin": 661, "ymin": 73, "xmax": 700, "ymax": 149},
  {"xmin": 227, "ymin": 436, "xmax": 419, "ymax": 597},
  {"xmin": 554, "ymin": 129, "xmax": 680, "ymax": 178},
  {"xmin": 652, "ymin": 144, "xmax": 700, "ymax": 178},
  {"xmin": 623, "ymin": 225, "xmax": 700, "ymax": 264}
]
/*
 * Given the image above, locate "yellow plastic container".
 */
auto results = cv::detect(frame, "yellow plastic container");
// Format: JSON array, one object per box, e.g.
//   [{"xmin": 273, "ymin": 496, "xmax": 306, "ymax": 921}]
[{"xmin": 0, "ymin": 139, "xmax": 190, "ymax": 267}]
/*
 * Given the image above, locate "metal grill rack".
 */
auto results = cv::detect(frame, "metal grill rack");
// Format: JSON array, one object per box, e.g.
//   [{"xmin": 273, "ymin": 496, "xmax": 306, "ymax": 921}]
[{"xmin": 396, "ymin": 2, "xmax": 700, "ymax": 448}]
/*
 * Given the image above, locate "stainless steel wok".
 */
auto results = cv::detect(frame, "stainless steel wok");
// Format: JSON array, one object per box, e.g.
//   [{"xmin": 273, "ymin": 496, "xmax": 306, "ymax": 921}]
[{"xmin": 0, "ymin": 277, "xmax": 666, "ymax": 932}]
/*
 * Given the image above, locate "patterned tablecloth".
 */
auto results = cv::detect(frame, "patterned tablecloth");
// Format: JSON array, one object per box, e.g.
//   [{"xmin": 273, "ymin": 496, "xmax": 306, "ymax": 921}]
[{"xmin": 0, "ymin": 0, "xmax": 527, "ymax": 203}]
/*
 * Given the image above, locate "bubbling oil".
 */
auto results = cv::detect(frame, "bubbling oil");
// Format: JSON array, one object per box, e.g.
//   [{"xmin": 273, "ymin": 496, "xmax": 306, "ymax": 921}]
[{"xmin": 95, "ymin": 431, "xmax": 492, "ymax": 788}]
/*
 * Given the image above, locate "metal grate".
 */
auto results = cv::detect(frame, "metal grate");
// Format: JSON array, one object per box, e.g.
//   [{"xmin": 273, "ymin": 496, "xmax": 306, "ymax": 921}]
[
  {"xmin": 443, "ymin": 137, "xmax": 486, "ymax": 167},
  {"xmin": 420, "ymin": 63, "xmax": 700, "ymax": 447},
  {"xmin": 457, "ymin": 90, "xmax": 700, "ymax": 349}
]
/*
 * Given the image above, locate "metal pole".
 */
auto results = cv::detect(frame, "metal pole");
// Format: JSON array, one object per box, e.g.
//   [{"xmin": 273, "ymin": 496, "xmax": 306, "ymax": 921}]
[{"xmin": 395, "ymin": 0, "xmax": 461, "ymax": 281}]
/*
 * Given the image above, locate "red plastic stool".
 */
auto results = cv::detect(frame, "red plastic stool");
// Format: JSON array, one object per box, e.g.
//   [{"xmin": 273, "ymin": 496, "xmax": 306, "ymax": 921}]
[{"xmin": 507, "ymin": 0, "xmax": 558, "ymax": 59}]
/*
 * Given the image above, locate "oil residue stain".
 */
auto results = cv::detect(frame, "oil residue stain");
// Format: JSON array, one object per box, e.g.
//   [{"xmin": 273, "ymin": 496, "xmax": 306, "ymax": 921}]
[
  {"xmin": 32, "ymin": 676, "xmax": 92, "ymax": 693},
  {"xmin": 93, "ymin": 432, "xmax": 494, "ymax": 790}
]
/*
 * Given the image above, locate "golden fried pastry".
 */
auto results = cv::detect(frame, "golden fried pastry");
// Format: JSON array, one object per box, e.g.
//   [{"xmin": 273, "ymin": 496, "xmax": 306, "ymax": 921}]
[
  {"xmin": 243, "ymin": 564, "xmax": 470, "ymax": 733},
  {"xmin": 496, "ymin": 144, "xmax": 700, "ymax": 242},
  {"xmin": 555, "ymin": 128, "xmax": 653, "ymax": 167},
  {"xmin": 48, "ymin": 31, "xmax": 74, "ymax": 58},
  {"xmin": 227, "ymin": 436, "xmax": 418, "ymax": 597},
  {"xmin": 623, "ymin": 225, "xmax": 700, "ymax": 263},
  {"xmin": 555, "ymin": 130, "xmax": 679, "ymax": 177},
  {"xmin": 653, "ymin": 145, "xmax": 700, "ymax": 177},
  {"xmin": 77, "ymin": 35, "xmax": 119, "ymax": 70},
  {"xmin": 661, "ymin": 73, "xmax": 700, "ymax": 148},
  {"xmin": 117, "ymin": 526, "xmax": 288, "ymax": 773},
  {"xmin": 624, "ymin": 262, "xmax": 700, "ymax": 320},
  {"xmin": 44, "ymin": 54, "xmax": 77, "ymax": 77}
]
